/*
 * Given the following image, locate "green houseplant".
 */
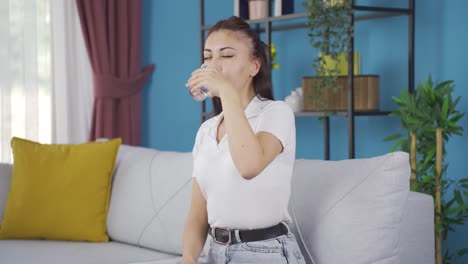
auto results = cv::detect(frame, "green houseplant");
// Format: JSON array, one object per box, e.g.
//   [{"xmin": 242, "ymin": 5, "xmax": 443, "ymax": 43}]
[
  {"xmin": 302, "ymin": 0, "xmax": 354, "ymax": 111},
  {"xmin": 385, "ymin": 74, "xmax": 468, "ymax": 264}
]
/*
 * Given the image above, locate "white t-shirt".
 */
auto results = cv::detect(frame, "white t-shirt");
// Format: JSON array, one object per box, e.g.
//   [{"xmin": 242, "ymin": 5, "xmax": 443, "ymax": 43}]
[{"xmin": 192, "ymin": 96, "xmax": 296, "ymax": 230}]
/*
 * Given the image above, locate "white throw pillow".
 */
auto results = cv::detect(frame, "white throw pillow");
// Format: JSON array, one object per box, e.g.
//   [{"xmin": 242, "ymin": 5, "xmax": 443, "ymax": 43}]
[
  {"xmin": 290, "ymin": 152, "xmax": 410, "ymax": 264},
  {"xmin": 107, "ymin": 145, "xmax": 193, "ymax": 255}
]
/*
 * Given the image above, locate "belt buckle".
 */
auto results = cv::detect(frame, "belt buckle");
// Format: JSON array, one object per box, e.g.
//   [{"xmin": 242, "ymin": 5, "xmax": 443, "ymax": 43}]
[{"xmin": 212, "ymin": 227, "xmax": 231, "ymax": 245}]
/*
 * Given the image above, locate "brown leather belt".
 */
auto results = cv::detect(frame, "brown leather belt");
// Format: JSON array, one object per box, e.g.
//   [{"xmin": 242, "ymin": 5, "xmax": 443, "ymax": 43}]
[{"xmin": 208, "ymin": 223, "xmax": 288, "ymax": 245}]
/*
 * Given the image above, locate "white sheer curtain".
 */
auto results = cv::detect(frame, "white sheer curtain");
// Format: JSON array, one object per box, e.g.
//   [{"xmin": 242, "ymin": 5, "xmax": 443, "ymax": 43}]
[
  {"xmin": 50, "ymin": 0, "xmax": 92, "ymax": 145},
  {"xmin": 0, "ymin": 0, "xmax": 52, "ymax": 163},
  {"xmin": 0, "ymin": 0, "xmax": 93, "ymax": 163}
]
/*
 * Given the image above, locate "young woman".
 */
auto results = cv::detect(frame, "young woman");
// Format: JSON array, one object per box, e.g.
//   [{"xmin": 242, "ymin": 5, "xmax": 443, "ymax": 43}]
[{"xmin": 182, "ymin": 16, "xmax": 305, "ymax": 264}]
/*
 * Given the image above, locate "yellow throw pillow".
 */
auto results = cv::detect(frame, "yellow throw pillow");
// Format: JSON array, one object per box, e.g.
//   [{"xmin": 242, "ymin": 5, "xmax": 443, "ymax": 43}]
[{"xmin": 0, "ymin": 137, "xmax": 121, "ymax": 242}]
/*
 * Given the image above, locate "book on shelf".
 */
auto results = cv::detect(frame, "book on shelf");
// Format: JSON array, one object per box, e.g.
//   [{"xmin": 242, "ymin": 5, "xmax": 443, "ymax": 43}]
[
  {"xmin": 274, "ymin": 0, "xmax": 294, "ymax": 16},
  {"xmin": 234, "ymin": 0, "xmax": 249, "ymax": 20}
]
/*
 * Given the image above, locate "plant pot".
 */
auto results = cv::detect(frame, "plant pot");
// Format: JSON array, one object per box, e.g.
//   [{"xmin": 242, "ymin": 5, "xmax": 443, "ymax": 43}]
[
  {"xmin": 249, "ymin": 0, "xmax": 267, "ymax": 20},
  {"xmin": 319, "ymin": 52, "xmax": 360, "ymax": 76},
  {"xmin": 302, "ymin": 75, "xmax": 379, "ymax": 112},
  {"xmin": 325, "ymin": 0, "xmax": 348, "ymax": 6}
]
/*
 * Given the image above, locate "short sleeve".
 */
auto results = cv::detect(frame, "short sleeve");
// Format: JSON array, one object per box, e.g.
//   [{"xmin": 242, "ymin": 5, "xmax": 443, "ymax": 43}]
[
  {"xmin": 191, "ymin": 127, "xmax": 203, "ymax": 178},
  {"xmin": 192, "ymin": 129, "xmax": 201, "ymax": 158},
  {"xmin": 256, "ymin": 101, "xmax": 295, "ymax": 152}
]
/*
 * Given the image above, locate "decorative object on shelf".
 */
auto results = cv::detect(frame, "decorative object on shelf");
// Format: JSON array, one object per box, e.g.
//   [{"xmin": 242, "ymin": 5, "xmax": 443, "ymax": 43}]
[
  {"xmin": 302, "ymin": 75, "xmax": 379, "ymax": 111},
  {"xmin": 271, "ymin": 42, "xmax": 279, "ymax": 69},
  {"xmin": 302, "ymin": 0, "xmax": 354, "ymax": 111},
  {"xmin": 384, "ymin": 74, "xmax": 467, "ymax": 264},
  {"xmin": 320, "ymin": 51, "xmax": 359, "ymax": 75},
  {"xmin": 234, "ymin": 0, "xmax": 250, "ymax": 20},
  {"xmin": 296, "ymin": 86, "xmax": 303, "ymax": 98},
  {"xmin": 274, "ymin": 0, "xmax": 294, "ymax": 16},
  {"xmin": 326, "ymin": 0, "xmax": 347, "ymax": 6},
  {"xmin": 285, "ymin": 87, "xmax": 303, "ymax": 112},
  {"xmin": 248, "ymin": 0, "xmax": 267, "ymax": 20}
]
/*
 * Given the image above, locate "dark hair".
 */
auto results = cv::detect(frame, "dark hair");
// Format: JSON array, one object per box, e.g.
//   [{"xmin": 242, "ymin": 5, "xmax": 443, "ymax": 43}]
[{"xmin": 206, "ymin": 16, "xmax": 274, "ymax": 115}]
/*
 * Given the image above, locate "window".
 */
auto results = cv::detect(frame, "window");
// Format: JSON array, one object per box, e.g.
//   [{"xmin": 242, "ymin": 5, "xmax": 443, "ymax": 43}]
[{"xmin": 0, "ymin": 0, "xmax": 51, "ymax": 163}]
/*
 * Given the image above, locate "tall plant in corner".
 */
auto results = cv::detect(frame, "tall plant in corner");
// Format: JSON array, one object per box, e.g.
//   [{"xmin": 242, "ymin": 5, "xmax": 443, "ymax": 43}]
[
  {"xmin": 302, "ymin": 0, "xmax": 353, "ymax": 110},
  {"xmin": 385, "ymin": 74, "xmax": 468, "ymax": 264}
]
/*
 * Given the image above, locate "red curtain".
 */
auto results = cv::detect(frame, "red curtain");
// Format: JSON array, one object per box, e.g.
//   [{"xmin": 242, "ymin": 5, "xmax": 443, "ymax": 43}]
[{"xmin": 76, "ymin": 0, "xmax": 154, "ymax": 145}]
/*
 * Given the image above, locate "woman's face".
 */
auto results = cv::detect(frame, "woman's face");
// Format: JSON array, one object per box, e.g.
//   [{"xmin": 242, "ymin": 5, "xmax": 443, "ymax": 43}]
[{"xmin": 203, "ymin": 30, "xmax": 260, "ymax": 94}]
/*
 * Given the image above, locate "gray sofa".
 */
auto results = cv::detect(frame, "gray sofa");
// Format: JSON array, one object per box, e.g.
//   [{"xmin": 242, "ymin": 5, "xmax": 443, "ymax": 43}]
[{"xmin": 0, "ymin": 144, "xmax": 434, "ymax": 264}]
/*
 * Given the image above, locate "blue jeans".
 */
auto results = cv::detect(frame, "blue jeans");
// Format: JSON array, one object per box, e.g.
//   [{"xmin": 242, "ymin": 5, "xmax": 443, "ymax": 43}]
[{"xmin": 198, "ymin": 232, "xmax": 306, "ymax": 264}]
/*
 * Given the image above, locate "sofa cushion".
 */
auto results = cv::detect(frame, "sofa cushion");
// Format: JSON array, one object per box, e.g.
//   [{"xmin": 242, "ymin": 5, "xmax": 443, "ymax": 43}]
[
  {"xmin": 107, "ymin": 145, "xmax": 193, "ymax": 255},
  {"xmin": 290, "ymin": 152, "xmax": 410, "ymax": 264},
  {"xmin": 0, "ymin": 240, "xmax": 180, "ymax": 264},
  {"xmin": 0, "ymin": 137, "xmax": 121, "ymax": 242},
  {"xmin": 399, "ymin": 192, "xmax": 435, "ymax": 264}
]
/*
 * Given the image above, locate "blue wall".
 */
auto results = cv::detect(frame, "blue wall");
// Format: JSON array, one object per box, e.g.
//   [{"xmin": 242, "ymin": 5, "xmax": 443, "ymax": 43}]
[{"xmin": 142, "ymin": 0, "xmax": 468, "ymax": 258}]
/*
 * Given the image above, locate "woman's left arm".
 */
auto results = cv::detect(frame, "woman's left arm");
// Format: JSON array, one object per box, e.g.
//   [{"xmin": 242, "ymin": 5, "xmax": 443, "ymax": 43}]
[{"xmin": 220, "ymin": 88, "xmax": 288, "ymax": 180}]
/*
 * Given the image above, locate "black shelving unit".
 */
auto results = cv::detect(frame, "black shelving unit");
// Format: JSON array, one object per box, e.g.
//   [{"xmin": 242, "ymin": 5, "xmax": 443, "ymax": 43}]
[{"xmin": 199, "ymin": 0, "xmax": 415, "ymax": 160}]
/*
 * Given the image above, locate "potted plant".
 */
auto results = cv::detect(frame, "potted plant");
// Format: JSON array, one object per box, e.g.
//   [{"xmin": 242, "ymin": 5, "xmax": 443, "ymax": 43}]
[
  {"xmin": 385, "ymin": 74, "xmax": 468, "ymax": 264},
  {"xmin": 302, "ymin": 0, "xmax": 354, "ymax": 111}
]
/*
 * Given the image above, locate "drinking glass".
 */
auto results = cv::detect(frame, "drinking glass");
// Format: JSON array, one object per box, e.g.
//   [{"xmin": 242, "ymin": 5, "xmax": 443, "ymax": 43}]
[{"xmin": 189, "ymin": 64, "xmax": 221, "ymax": 101}]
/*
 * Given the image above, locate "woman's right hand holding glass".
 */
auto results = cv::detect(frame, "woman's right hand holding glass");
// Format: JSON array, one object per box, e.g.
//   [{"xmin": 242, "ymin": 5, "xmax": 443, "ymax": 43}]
[{"xmin": 186, "ymin": 64, "xmax": 223, "ymax": 101}]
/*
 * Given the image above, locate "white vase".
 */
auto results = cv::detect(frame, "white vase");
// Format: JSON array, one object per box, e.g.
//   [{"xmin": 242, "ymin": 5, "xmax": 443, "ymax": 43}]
[{"xmin": 285, "ymin": 91, "xmax": 301, "ymax": 112}]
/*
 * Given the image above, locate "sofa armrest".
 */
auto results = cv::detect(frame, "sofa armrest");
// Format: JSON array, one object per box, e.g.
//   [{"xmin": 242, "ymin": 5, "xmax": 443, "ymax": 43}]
[
  {"xmin": 399, "ymin": 191, "xmax": 435, "ymax": 264},
  {"xmin": 0, "ymin": 163, "xmax": 13, "ymax": 223}
]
